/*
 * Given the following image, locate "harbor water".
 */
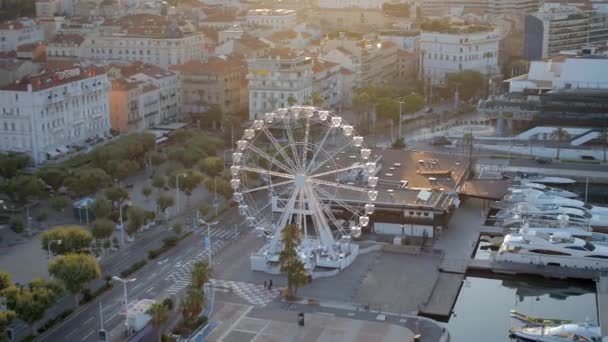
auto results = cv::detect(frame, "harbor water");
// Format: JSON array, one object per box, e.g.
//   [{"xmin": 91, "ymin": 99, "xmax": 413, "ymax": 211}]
[{"xmin": 447, "ymin": 276, "xmax": 597, "ymax": 342}]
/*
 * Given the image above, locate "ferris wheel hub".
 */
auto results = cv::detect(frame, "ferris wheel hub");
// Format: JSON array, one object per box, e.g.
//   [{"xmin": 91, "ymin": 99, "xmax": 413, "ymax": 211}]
[{"xmin": 294, "ymin": 174, "xmax": 306, "ymax": 187}]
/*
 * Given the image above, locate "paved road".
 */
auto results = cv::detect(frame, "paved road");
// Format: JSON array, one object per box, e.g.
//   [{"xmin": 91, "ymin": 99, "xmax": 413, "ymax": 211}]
[{"xmin": 36, "ymin": 207, "xmax": 247, "ymax": 342}]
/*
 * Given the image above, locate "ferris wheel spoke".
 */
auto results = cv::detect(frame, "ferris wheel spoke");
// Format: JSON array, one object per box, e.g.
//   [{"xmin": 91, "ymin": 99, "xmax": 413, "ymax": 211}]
[
  {"xmin": 306, "ymin": 124, "xmax": 333, "ymax": 173},
  {"xmin": 314, "ymin": 185, "xmax": 362, "ymax": 218},
  {"xmin": 308, "ymin": 178, "xmax": 368, "ymax": 193},
  {"xmin": 246, "ymin": 143, "xmax": 295, "ymax": 175},
  {"xmin": 302, "ymin": 185, "xmax": 338, "ymax": 258},
  {"xmin": 284, "ymin": 118, "xmax": 303, "ymax": 171},
  {"xmin": 241, "ymin": 179, "xmax": 294, "ymax": 194},
  {"xmin": 261, "ymin": 127, "xmax": 299, "ymax": 171},
  {"xmin": 246, "ymin": 183, "xmax": 293, "ymax": 219},
  {"xmin": 309, "ymin": 142, "xmax": 352, "ymax": 175},
  {"xmin": 301, "ymin": 115, "xmax": 311, "ymax": 173},
  {"xmin": 309, "ymin": 163, "xmax": 364, "ymax": 179},
  {"xmin": 239, "ymin": 166, "xmax": 295, "ymax": 180}
]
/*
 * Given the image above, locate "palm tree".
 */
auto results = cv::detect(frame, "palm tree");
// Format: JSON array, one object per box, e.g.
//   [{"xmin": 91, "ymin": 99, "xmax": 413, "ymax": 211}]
[
  {"xmin": 601, "ymin": 128, "xmax": 608, "ymax": 163},
  {"xmin": 181, "ymin": 287, "xmax": 206, "ymax": 322},
  {"xmin": 552, "ymin": 128, "xmax": 571, "ymax": 160},
  {"xmin": 147, "ymin": 302, "xmax": 170, "ymax": 342},
  {"xmin": 279, "ymin": 224, "xmax": 310, "ymax": 299},
  {"xmin": 191, "ymin": 261, "xmax": 210, "ymax": 290}
]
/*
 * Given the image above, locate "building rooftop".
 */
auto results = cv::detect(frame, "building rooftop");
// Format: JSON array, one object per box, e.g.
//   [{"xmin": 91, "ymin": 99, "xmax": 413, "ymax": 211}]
[
  {"xmin": 247, "ymin": 8, "xmax": 296, "ymax": 16},
  {"xmin": 1, "ymin": 63, "xmax": 105, "ymax": 92},
  {"xmin": 312, "ymin": 59, "xmax": 339, "ymax": 73},
  {"xmin": 49, "ymin": 33, "xmax": 85, "ymax": 46},
  {"xmin": 420, "ymin": 19, "xmax": 495, "ymax": 34},
  {"xmin": 170, "ymin": 56, "xmax": 244, "ymax": 76}
]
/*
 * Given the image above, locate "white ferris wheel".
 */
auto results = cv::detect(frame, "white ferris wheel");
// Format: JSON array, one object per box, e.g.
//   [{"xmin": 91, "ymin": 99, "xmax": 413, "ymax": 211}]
[{"xmin": 230, "ymin": 106, "xmax": 379, "ymax": 273}]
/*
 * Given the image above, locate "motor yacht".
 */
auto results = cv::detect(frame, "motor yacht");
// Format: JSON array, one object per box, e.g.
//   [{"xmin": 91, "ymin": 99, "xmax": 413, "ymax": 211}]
[
  {"xmin": 501, "ymin": 189, "xmax": 608, "ymax": 215},
  {"xmin": 509, "ymin": 181, "xmax": 578, "ymax": 198},
  {"xmin": 510, "ymin": 322, "xmax": 600, "ymax": 342},
  {"xmin": 503, "ymin": 172, "xmax": 576, "ymax": 185},
  {"xmin": 496, "ymin": 228, "xmax": 608, "ymax": 269},
  {"xmin": 496, "ymin": 202, "xmax": 608, "ymax": 229}
]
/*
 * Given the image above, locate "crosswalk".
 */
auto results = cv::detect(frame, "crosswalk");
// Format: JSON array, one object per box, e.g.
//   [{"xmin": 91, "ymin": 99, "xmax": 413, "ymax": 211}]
[
  {"xmin": 164, "ymin": 226, "xmax": 241, "ymax": 295},
  {"xmin": 209, "ymin": 279, "xmax": 281, "ymax": 306}
]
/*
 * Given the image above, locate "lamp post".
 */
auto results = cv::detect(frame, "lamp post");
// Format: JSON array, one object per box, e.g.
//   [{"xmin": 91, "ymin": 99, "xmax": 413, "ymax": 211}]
[
  {"xmin": 175, "ymin": 173, "xmax": 187, "ymax": 215},
  {"xmin": 112, "ymin": 276, "xmax": 136, "ymax": 336},
  {"xmin": 198, "ymin": 217, "xmax": 218, "ymax": 264},
  {"xmin": 397, "ymin": 100, "xmax": 404, "ymax": 139},
  {"xmin": 47, "ymin": 239, "xmax": 62, "ymax": 259}
]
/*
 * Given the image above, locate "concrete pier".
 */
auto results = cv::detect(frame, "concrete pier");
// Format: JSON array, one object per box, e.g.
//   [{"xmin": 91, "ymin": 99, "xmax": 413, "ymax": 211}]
[{"xmin": 598, "ymin": 272, "xmax": 608, "ymax": 336}]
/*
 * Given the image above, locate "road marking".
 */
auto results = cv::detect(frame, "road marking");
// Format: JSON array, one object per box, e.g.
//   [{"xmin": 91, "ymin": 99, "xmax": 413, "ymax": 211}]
[
  {"xmin": 132, "ymin": 283, "xmax": 143, "ymax": 291},
  {"xmin": 105, "ymin": 313, "xmax": 117, "ymax": 324},
  {"xmin": 161, "ymin": 264, "xmax": 169, "ymax": 270},
  {"xmin": 83, "ymin": 316, "xmax": 94, "ymax": 324},
  {"xmin": 81, "ymin": 329, "xmax": 94, "ymax": 341},
  {"xmin": 186, "ymin": 247, "xmax": 195, "ymax": 253},
  {"xmin": 145, "ymin": 286, "xmax": 155, "ymax": 293},
  {"xmin": 66, "ymin": 328, "xmax": 77, "ymax": 338},
  {"xmin": 147, "ymin": 273, "xmax": 157, "ymax": 280}
]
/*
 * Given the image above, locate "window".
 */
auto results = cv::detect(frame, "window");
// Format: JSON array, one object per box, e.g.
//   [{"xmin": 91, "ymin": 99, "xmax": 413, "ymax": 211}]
[
  {"xmin": 565, "ymin": 246, "xmax": 585, "ymax": 251},
  {"xmin": 583, "ymin": 242, "xmax": 596, "ymax": 251},
  {"xmin": 529, "ymin": 249, "xmax": 571, "ymax": 256},
  {"xmin": 586, "ymin": 255, "xmax": 608, "ymax": 259}
]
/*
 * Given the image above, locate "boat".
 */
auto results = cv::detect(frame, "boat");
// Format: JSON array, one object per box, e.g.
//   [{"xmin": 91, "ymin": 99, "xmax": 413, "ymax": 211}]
[
  {"xmin": 510, "ymin": 322, "xmax": 601, "ymax": 342},
  {"xmin": 509, "ymin": 181, "xmax": 578, "ymax": 199},
  {"xmin": 510, "ymin": 310, "xmax": 572, "ymax": 326},
  {"xmin": 495, "ymin": 202, "xmax": 608, "ymax": 229},
  {"xmin": 503, "ymin": 172, "xmax": 576, "ymax": 185},
  {"xmin": 500, "ymin": 188, "xmax": 608, "ymax": 215},
  {"xmin": 496, "ymin": 228, "xmax": 608, "ymax": 270}
]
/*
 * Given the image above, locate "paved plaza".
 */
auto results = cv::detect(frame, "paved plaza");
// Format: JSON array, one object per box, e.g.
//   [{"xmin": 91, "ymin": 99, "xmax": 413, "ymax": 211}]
[{"xmin": 207, "ymin": 301, "xmax": 416, "ymax": 342}]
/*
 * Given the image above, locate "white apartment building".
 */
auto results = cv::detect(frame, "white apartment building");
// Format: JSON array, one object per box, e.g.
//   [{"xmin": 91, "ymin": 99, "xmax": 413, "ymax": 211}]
[
  {"xmin": 0, "ymin": 64, "xmax": 111, "ymax": 163},
  {"xmin": 318, "ymin": 0, "xmax": 387, "ymax": 9},
  {"xmin": 419, "ymin": 25, "xmax": 500, "ymax": 85},
  {"xmin": 47, "ymin": 33, "xmax": 85, "ymax": 59},
  {"xmin": 35, "ymin": 0, "xmax": 59, "ymax": 17},
  {"xmin": 420, "ymin": 0, "xmax": 540, "ymax": 16},
  {"xmin": 524, "ymin": 4, "xmax": 608, "ymax": 60},
  {"xmin": 80, "ymin": 15, "xmax": 204, "ymax": 69},
  {"xmin": 247, "ymin": 48, "xmax": 313, "ymax": 120},
  {"xmin": 246, "ymin": 9, "xmax": 297, "ymax": 30},
  {"xmin": 0, "ymin": 19, "xmax": 44, "ymax": 52},
  {"xmin": 313, "ymin": 59, "xmax": 342, "ymax": 110}
]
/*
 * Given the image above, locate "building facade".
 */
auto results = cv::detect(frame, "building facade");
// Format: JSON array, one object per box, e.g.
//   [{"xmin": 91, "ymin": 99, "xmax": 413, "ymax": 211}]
[
  {"xmin": 247, "ymin": 48, "xmax": 312, "ymax": 120},
  {"xmin": 170, "ymin": 57, "xmax": 248, "ymax": 119},
  {"xmin": 0, "ymin": 63, "xmax": 111, "ymax": 163},
  {"xmin": 35, "ymin": 0, "xmax": 59, "ymax": 17},
  {"xmin": 109, "ymin": 79, "xmax": 161, "ymax": 133},
  {"xmin": 47, "ymin": 33, "xmax": 85, "ymax": 59},
  {"xmin": 312, "ymin": 59, "xmax": 342, "ymax": 110},
  {"xmin": 421, "ymin": 0, "xmax": 540, "ymax": 15},
  {"xmin": 0, "ymin": 19, "xmax": 44, "ymax": 52},
  {"xmin": 419, "ymin": 25, "xmax": 500, "ymax": 85},
  {"xmin": 524, "ymin": 5, "xmax": 608, "ymax": 60},
  {"xmin": 246, "ymin": 9, "xmax": 297, "ymax": 30}
]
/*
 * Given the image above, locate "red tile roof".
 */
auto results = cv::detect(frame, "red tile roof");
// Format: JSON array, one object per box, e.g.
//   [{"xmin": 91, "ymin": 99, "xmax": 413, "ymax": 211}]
[
  {"xmin": 238, "ymin": 34, "xmax": 269, "ymax": 50},
  {"xmin": 49, "ymin": 33, "xmax": 85, "ymax": 46},
  {"xmin": 112, "ymin": 61, "xmax": 175, "ymax": 79},
  {"xmin": 2, "ymin": 63, "xmax": 105, "ymax": 91},
  {"xmin": 17, "ymin": 42, "xmax": 44, "ymax": 52},
  {"xmin": 0, "ymin": 21, "xmax": 25, "ymax": 30},
  {"xmin": 312, "ymin": 59, "xmax": 339, "ymax": 73},
  {"xmin": 170, "ymin": 56, "xmax": 244, "ymax": 76}
]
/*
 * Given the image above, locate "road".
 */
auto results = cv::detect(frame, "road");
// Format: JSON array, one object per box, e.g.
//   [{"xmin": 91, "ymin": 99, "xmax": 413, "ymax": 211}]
[{"xmin": 37, "ymin": 207, "xmax": 247, "ymax": 342}]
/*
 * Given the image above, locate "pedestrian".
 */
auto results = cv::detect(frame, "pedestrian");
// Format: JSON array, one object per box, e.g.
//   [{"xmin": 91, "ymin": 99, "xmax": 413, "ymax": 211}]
[
  {"xmin": 264, "ymin": 280, "xmax": 267, "ymax": 289},
  {"xmin": 269, "ymin": 279, "xmax": 273, "ymax": 291}
]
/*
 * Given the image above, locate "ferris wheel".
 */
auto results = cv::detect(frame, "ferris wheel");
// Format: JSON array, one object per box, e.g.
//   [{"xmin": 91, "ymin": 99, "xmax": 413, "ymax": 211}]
[{"xmin": 230, "ymin": 106, "xmax": 379, "ymax": 272}]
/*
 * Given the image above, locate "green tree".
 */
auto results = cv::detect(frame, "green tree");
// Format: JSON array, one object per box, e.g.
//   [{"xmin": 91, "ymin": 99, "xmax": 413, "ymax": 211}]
[
  {"xmin": 287, "ymin": 96, "xmax": 297, "ymax": 106},
  {"xmin": 181, "ymin": 287, "xmax": 205, "ymax": 323},
  {"xmin": 171, "ymin": 222, "xmax": 183, "ymax": 237},
  {"xmin": 147, "ymin": 151, "xmax": 166, "ymax": 166},
  {"xmin": 126, "ymin": 206, "xmax": 146, "ymax": 236},
  {"xmin": 92, "ymin": 195, "xmax": 112, "ymax": 219},
  {"xmin": 179, "ymin": 171, "xmax": 203, "ymax": 203},
  {"xmin": 0, "ymin": 310, "xmax": 16, "ymax": 341},
  {"xmin": 156, "ymin": 193, "xmax": 174, "ymax": 219},
  {"xmin": 105, "ymin": 186, "xmax": 129, "ymax": 205},
  {"xmin": 48, "ymin": 253, "xmax": 100, "ymax": 306},
  {"xmin": 147, "ymin": 302, "xmax": 171, "ymax": 342},
  {"xmin": 91, "ymin": 218, "xmax": 114, "ymax": 241},
  {"xmin": 41, "ymin": 226, "xmax": 93, "ymax": 256},
  {"xmin": 308, "ymin": 92, "xmax": 324, "ymax": 106},
  {"xmin": 107, "ymin": 159, "xmax": 140, "ymax": 181},
  {"xmin": 64, "ymin": 168, "xmax": 111, "ymax": 197},
  {"xmin": 375, "ymin": 97, "xmax": 400, "ymax": 121},
  {"xmin": 392, "ymin": 137, "xmax": 406, "ymax": 149},
  {"xmin": 50, "ymin": 195, "xmax": 71, "ymax": 212},
  {"xmin": 205, "ymin": 104, "xmax": 223, "ymax": 130},
  {"xmin": 552, "ymin": 128, "xmax": 571, "ymax": 160},
  {"xmin": 9, "ymin": 217, "xmax": 23, "ymax": 234},
  {"xmin": 0, "ymin": 271, "xmax": 10, "ymax": 290},
  {"xmin": 0, "ymin": 152, "xmax": 31, "ymax": 178},
  {"xmin": 191, "ymin": 261, "xmax": 210, "ymax": 290},
  {"xmin": 142, "ymin": 187, "xmax": 152, "ymax": 200},
  {"xmin": 199, "ymin": 157, "xmax": 223, "ymax": 177},
  {"xmin": 36, "ymin": 167, "xmax": 67, "ymax": 191},
  {"xmin": 278, "ymin": 224, "xmax": 309, "ymax": 299},
  {"xmin": 446, "ymin": 70, "xmax": 485, "ymax": 100},
  {"xmin": 152, "ymin": 175, "xmax": 165, "ymax": 191},
  {"xmin": 3, "ymin": 175, "xmax": 45, "ymax": 205},
  {"xmin": 401, "ymin": 94, "xmax": 425, "ymax": 114}
]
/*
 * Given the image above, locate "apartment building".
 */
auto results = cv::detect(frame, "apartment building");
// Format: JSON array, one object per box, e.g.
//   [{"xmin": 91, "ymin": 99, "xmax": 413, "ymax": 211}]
[
  {"xmin": 524, "ymin": 4, "xmax": 608, "ymax": 60},
  {"xmin": 420, "ymin": 0, "xmax": 540, "ymax": 15},
  {"xmin": 109, "ymin": 78, "xmax": 161, "ymax": 133},
  {"xmin": 47, "ymin": 33, "xmax": 85, "ymax": 59},
  {"xmin": 320, "ymin": 33, "xmax": 399, "ymax": 86},
  {"xmin": 246, "ymin": 9, "xmax": 297, "ymax": 30},
  {"xmin": 419, "ymin": 22, "xmax": 500, "ymax": 85},
  {"xmin": 312, "ymin": 59, "xmax": 341, "ymax": 110},
  {"xmin": 0, "ymin": 19, "xmax": 44, "ymax": 52},
  {"xmin": 35, "ymin": 0, "xmax": 60, "ymax": 17},
  {"xmin": 80, "ymin": 15, "xmax": 204, "ymax": 69},
  {"xmin": 0, "ymin": 63, "xmax": 111, "ymax": 163},
  {"xmin": 247, "ymin": 48, "xmax": 312, "ymax": 120},
  {"xmin": 170, "ymin": 57, "xmax": 248, "ymax": 119}
]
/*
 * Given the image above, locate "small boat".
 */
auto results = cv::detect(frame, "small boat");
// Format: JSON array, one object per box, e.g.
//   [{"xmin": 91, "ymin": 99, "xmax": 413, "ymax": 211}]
[
  {"xmin": 510, "ymin": 310, "xmax": 572, "ymax": 326},
  {"xmin": 510, "ymin": 322, "xmax": 601, "ymax": 342}
]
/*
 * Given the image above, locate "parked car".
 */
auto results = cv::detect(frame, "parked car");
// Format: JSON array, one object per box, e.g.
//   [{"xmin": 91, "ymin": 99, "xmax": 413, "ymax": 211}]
[
  {"xmin": 581, "ymin": 155, "xmax": 596, "ymax": 160},
  {"xmin": 534, "ymin": 157, "xmax": 552, "ymax": 164}
]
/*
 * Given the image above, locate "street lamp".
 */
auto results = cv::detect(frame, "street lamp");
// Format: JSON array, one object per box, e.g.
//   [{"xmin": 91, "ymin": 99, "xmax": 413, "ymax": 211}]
[
  {"xmin": 175, "ymin": 173, "xmax": 187, "ymax": 215},
  {"xmin": 112, "ymin": 276, "xmax": 136, "ymax": 336},
  {"xmin": 47, "ymin": 239, "xmax": 62, "ymax": 259},
  {"xmin": 396, "ymin": 100, "xmax": 404, "ymax": 139},
  {"xmin": 198, "ymin": 217, "xmax": 218, "ymax": 264}
]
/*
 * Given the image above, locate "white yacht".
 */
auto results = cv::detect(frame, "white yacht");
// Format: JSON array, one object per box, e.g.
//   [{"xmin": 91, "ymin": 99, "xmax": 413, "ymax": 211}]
[
  {"xmin": 502, "ymin": 188, "xmax": 608, "ymax": 215},
  {"xmin": 496, "ymin": 228, "xmax": 608, "ymax": 269},
  {"xmin": 496, "ymin": 202, "xmax": 608, "ymax": 229},
  {"xmin": 504, "ymin": 172, "xmax": 577, "ymax": 185},
  {"xmin": 510, "ymin": 322, "xmax": 601, "ymax": 342},
  {"xmin": 509, "ymin": 181, "xmax": 578, "ymax": 198}
]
